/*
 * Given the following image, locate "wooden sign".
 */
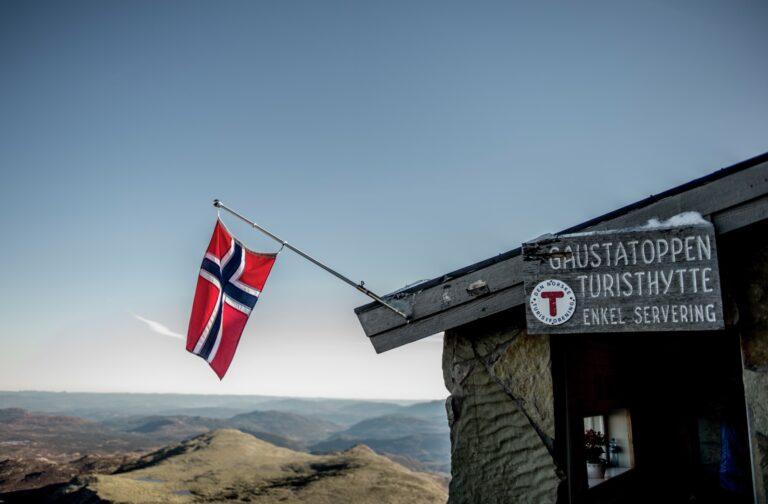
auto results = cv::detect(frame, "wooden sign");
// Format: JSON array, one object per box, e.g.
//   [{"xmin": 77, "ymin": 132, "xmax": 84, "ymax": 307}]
[{"xmin": 522, "ymin": 222, "xmax": 724, "ymax": 334}]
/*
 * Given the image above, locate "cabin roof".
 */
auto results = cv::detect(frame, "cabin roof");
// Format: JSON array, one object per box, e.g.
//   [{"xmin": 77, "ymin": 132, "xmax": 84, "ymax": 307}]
[{"xmin": 355, "ymin": 151, "xmax": 768, "ymax": 353}]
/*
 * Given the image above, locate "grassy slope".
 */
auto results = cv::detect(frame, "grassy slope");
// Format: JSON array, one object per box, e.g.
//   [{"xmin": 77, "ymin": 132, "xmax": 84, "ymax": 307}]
[{"xmin": 58, "ymin": 429, "xmax": 448, "ymax": 503}]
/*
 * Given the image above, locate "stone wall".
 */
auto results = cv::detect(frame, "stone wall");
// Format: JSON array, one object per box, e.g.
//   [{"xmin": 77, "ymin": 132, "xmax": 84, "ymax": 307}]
[
  {"xmin": 723, "ymin": 225, "xmax": 768, "ymax": 503},
  {"xmin": 443, "ymin": 309, "xmax": 563, "ymax": 504}
]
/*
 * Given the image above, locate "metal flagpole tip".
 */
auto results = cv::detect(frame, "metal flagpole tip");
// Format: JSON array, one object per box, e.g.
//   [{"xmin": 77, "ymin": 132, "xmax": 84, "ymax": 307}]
[{"xmin": 212, "ymin": 199, "xmax": 221, "ymax": 208}]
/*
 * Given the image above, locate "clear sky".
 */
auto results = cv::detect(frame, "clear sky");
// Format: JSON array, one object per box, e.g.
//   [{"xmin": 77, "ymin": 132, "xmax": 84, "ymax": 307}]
[{"xmin": 1, "ymin": 0, "xmax": 766, "ymax": 400}]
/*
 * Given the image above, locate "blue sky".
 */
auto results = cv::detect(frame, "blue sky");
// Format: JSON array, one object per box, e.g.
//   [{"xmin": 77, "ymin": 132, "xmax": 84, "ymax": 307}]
[{"xmin": 1, "ymin": 0, "xmax": 766, "ymax": 399}]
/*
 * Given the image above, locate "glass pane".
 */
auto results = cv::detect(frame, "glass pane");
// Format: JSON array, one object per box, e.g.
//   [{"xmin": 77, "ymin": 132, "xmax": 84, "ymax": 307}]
[{"xmin": 585, "ymin": 409, "xmax": 634, "ymax": 488}]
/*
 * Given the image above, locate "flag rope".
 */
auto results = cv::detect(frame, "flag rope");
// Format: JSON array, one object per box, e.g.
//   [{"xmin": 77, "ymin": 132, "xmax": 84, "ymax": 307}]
[{"xmin": 212, "ymin": 199, "xmax": 409, "ymax": 320}]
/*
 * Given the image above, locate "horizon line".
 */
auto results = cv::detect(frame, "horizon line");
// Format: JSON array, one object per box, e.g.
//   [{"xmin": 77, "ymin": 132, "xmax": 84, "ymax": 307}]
[{"xmin": 0, "ymin": 388, "xmax": 447, "ymax": 403}]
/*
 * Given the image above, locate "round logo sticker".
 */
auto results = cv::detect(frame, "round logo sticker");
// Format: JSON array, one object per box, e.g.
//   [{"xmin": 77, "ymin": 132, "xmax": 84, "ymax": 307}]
[{"xmin": 529, "ymin": 279, "xmax": 576, "ymax": 326}]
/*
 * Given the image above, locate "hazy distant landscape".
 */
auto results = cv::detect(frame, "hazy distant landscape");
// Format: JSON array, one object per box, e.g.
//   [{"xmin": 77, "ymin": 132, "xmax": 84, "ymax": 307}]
[{"xmin": 0, "ymin": 391, "xmax": 449, "ymax": 500}]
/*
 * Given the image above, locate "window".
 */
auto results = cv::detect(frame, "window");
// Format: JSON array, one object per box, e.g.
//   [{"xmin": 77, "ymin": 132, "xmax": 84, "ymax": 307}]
[{"xmin": 584, "ymin": 409, "xmax": 634, "ymax": 488}]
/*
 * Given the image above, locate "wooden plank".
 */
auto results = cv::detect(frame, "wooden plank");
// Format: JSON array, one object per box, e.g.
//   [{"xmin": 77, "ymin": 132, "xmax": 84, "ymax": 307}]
[
  {"xmin": 370, "ymin": 284, "xmax": 525, "ymax": 353},
  {"xmin": 522, "ymin": 224, "xmax": 724, "ymax": 334},
  {"xmin": 357, "ymin": 157, "xmax": 768, "ymax": 351},
  {"xmin": 357, "ymin": 254, "xmax": 525, "ymax": 337},
  {"xmin": 712, "ymin": 194, "xmax": 768, "ymax": 234}
]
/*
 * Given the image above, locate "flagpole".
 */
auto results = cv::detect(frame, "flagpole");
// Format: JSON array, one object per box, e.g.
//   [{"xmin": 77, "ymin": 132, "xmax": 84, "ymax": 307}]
[{"xmin": 212, "ymin": 199, "xmax": 410, "ymax": 320}]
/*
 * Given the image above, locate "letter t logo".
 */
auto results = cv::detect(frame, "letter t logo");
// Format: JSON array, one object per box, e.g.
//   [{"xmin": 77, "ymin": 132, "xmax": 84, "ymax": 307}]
[{"xmin": 540, "ymin": 291, "xmax": 564, "ymax": 316}]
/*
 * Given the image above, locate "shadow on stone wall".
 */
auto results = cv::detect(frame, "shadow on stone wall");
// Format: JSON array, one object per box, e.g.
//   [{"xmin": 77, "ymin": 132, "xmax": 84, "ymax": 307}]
[{"xmin": 443, "ymin": 308, "xmax": 563, "ymax": 504}]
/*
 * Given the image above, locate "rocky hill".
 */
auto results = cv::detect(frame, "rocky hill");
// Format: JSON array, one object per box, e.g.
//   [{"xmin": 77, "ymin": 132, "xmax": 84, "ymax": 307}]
[
  {"xmin": 0, "ymin": 398, "xmax": 452, "ymax": 494},
  {"xmin": 0, "ymin": 409, "xmax": 277, "ymax": 491},
  {"xmin": 0, "ymin": 453, "xmax": 137, "ymax": 495},
  {"xmin": 7, "ymin": 429, "xmax": 447, "ymax": 503}
]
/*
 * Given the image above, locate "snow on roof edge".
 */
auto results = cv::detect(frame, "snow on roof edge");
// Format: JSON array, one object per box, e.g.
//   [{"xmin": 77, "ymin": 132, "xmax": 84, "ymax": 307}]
[{"xmin": 557, "ymin": 212, "xmax": 710, "ymax": 238}]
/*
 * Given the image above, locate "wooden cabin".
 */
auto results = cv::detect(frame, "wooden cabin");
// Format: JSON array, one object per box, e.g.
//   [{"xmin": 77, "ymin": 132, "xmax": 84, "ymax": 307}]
[{"xmin": 355, "ymin": 152, "xmax": 768, "ymax": 504}]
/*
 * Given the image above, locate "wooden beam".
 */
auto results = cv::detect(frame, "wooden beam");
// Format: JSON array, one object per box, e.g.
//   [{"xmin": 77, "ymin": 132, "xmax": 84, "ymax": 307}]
[
  {"xmin": 357, "ymin": 155, "xmax": 768, "ymax": 352},
  {"xmin": 370, "ymin": 285, "xmax": 525, "ymax": 353},
  {"xmin": 712, "ymin": 194, "xmax": 768, "ymax": 234}
]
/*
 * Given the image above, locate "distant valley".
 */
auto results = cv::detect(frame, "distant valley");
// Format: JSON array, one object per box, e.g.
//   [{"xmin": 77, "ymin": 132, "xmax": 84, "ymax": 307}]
[{"xmin": 0, "ymin": 391, "xmax": 450, "ymax": 497}]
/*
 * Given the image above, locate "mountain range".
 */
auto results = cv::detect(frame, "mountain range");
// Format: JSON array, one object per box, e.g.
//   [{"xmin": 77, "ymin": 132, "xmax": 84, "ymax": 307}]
[
  {"xmin": 0, "ymin": 392, "xmax": 450, "ymax": 496},
  {"xmin": 0, "ymin": 391, "xmax": 444, "ymax": 424},
  {"xmin": 2, "ymin": 429, "xmax": 448, "ymax": 503}
]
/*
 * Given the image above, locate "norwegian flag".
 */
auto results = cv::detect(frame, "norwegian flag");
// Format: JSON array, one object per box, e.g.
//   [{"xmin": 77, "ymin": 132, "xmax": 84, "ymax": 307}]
[{"xmin": 187, "ymin": 220, "xmax": 277, "ymax": 378}]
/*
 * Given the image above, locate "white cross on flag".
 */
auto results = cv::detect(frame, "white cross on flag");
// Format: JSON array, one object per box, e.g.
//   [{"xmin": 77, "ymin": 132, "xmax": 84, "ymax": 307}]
[{"xmin": 186, "ymin": 220, "xmax": 277, "ymax": 378}]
